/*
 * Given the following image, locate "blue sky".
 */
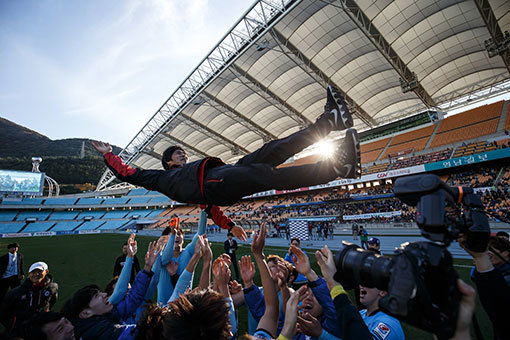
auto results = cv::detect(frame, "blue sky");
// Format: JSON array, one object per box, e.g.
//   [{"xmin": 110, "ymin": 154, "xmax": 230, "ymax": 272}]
[{"xmin": 0, "ymin": 0, "xmax": 252, "ymax": 147}]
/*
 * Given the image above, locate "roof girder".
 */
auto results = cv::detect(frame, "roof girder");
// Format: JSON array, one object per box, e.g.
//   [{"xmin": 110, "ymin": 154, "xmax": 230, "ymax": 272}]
[
  {"xmin": 229, "ymin": 63, "xmax": 312, "ymax": 129},
  {"xmin": 269, "ymin": 28, "xmax": 377, "ymax": 128},
  {"xmin": 201, "ymin": 90, "xmax": 277, "ymax": 141},
  {"xmin": 337, "ymin": 0, "xmax": 437, "ymax": 108},
  {"xmin": 472, "ymin": 0, "xmax": 510, "ymax": 74},
  {"xmin": 161, "ymin": 132, "xmax": 210, "ymax": 158}
]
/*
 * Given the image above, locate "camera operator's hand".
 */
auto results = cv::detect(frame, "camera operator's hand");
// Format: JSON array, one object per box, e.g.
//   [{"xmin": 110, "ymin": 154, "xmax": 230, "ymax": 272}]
[
  {"xmin": 450, "ymin": 279, "xmax": 476, "ymax": 340},
  {"xmin": 458, "ymin": 235, "xmax": 493, "ymax": 273},
  {"xmin": 315, "ymin": 245, "xmax": 340, "ymax": 290},
  {"xmin": 290, "ymin": 245, "xmax": 318, "ymax": 281},
  {"xmin": 297, "ymin": 312, "xmax": 322, "ymax": 338}
]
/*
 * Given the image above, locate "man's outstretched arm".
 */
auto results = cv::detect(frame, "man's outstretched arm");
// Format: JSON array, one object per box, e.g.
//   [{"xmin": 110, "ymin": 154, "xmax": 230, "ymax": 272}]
[
  {"xmin": 203, "ymin": 204, "xmax": 247, "ymax": 242},
  {"xmin": 92, "ymin": 140, "xmax": 164, "ymax": 191}
]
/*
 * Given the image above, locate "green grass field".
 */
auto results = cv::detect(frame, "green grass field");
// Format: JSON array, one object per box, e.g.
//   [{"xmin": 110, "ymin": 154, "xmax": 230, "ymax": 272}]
[{"xmin": 0, "ymin": 234, "xmax": 492, "ymax": 339}]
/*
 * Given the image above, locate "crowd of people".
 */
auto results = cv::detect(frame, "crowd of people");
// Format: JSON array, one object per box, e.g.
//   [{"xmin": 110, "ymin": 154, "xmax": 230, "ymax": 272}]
[{"xmin": 1, "ymin": 217, "xmax": 505, "ymax": 340}]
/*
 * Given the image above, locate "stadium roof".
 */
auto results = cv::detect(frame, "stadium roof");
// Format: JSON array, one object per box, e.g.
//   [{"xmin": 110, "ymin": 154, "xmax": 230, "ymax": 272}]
[{"xmin": 97, "ymin": 0, "xmax": 510, "ymax": 190}]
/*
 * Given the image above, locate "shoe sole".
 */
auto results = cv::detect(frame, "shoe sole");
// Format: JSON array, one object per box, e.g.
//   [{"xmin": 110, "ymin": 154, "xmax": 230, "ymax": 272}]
[
  {"xmin": 328, "ymin": 86, "xmax": 353, "ymax": 129},
  {"xmin": 343, "ymin": 129, "xmax": 362, "ymax": 179}
]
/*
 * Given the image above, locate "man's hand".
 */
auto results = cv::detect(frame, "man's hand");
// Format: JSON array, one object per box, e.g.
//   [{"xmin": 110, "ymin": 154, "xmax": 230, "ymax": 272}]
[
  {"xmin": 276, "ymin": 261, "xmax": 289, "ymax": 289},
  {"xmin": 239, "ymin": 255, "xmax": 256, "ymax": 288},
  {"xmin": 251, "ymin": 223, "xmax": 267, "ymax": 258},
  {"xmin": 290, "ymin": 245, "xmax": 317, "ymax": 281},
  {"xmin": 91, "ymin": 141, "xmax": 112, "ymax": 155},
  {"xmin": 213, "ymin": 259, "xmax": 231, "ymax": 297},
  {"xmin": 315, "ymin": 245, "xmax": 338, "ymax": 286},
  {"xmin": 281, "ymin": 286, "xmax": 307, "ymax": 339},
  {"xmin": 229, "ymin": 280, "xmax": 243, "ymax": 295},
  {"xmin": 144, "ymin": 241, "xmax": 161, "ymax": 272},
  {"xmin": 166, "ymin": 259, "xmax": 178, "ymax": 276},
  {"xmin": 231, "ymin": 225, "xmax": 247, "ymax": 242},
  {"xmin": 194, "ymin": 234, "xmax": 205, "ymax": 256},
  {"xmin": 451, "ymin": 279, "xmax": 476, "ymax": 340},
  {"xmin": 202, "ymin": 236, "xmax": 213, "ymax": 263},
  {"xmin": 458, "ymin": 235, "xmax": 493, "ymax": 272},
  {"xmin": 297, "ymin": 312, "xmax": 322, "ymax": 338},
  {"xmin": 126, "ymin": 233, "xmax": 137, "ymax": 257}
]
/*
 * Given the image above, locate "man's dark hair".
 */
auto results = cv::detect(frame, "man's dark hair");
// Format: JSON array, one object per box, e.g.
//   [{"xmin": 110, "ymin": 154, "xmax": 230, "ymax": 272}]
[
  {"xmin": 162, "ymin": 227, "xmax": 171, "ymax": 236},
  {"xmin": 496, "ymin": 231, "xmax": 509, "ymax": 239},
  {"xmin": 161, "ymin": 146, "xmax": 184, "ymax": 170},
  {"xmin": 290, "ymin": 237, "xmax": 300, "ymax": 245},
  {"xmin": 136, "ymin": 289, "xmax": 230, "ymax": 340},
  {"xmin": 227, "ymin": 232, "xmax": 233, "ymax": 237},
  {"xmin": 489, "ymin": 235, "xmax": 510, "ymax": 254},
  {"xmin": 268, "ymin": 254, "xmax": 294, "ymax": 284},
  {"xmin": 7, "ymin": 243, "xmax": 19, "ymax": 249},
  {"xmin": 123, "ymin": 242, "xmax": 128, "ymax": 247},
  {"xmin": 20, "ymin": 312, "xmax": 63, "ymax": 340},
  {"xmin": 61, "ymin": 285, "xmax": 100, "ymax": 319}
]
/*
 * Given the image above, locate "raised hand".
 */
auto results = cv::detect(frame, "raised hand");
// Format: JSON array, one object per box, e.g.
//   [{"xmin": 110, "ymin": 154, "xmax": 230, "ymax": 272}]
[
  {"xmin": 231, "ymin": 225, "xmax": 247, "ymax": 242},
  {"xmin": 194, "ymin": 234, "xmax": 205, "ymax": 256},
  {"xmin": 239, "ymin": 255, "xmax": 256, "ymax": 288},
  {"xmin": 166, "ymin": 259, "xmax": 179, "ymax": 276},
  {"xmin": 297, "ymin": 312, "xmax": 322, "ymax": 338},
  {"xmin": 281, "ymin": 286, "xmax": 307, "ymax": 339},
  {"xmin": 251, "ymin": 223, "xmax": 267, "ymax": 258},
  {"xmin": 290, "ymin": 245, "xmax": 310, "ymax": 275},
  {"xmin": 144, "ymin": 241, "xmax": 161, "ymax": 272},
  {"xmin": 276, "ymin": 261, "xmax": 289, "ymax": 289},
  {"xmin": 201, "ymin": 235, "xmax": 213, "ymax": 263},
  {"xmin": 213, "ymin": 259, "xmax": 231, "ymax": 297},
  {"xmin": 229, "ymin": 280, "xmax": 243, "ymax": 295},
  {"xmin": 315, "ymin": 245, "xmax": 337, "ymax": 286},
  {"xmin": 91, "ymin": 140, "xmax": 112, "ymax": 155},
  {"xmin": 126, "ymin": 233, "xmax": 137, "ymax": 257}
]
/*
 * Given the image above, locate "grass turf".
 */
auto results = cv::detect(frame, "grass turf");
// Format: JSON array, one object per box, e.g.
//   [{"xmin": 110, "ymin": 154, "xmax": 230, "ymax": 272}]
[{"xmin": 0, "ymin": 234, "xmax": 492, "ymax": 339}]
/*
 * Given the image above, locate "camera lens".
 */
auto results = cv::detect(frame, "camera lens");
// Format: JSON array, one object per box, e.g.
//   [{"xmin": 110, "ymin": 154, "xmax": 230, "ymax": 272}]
[{"xmin": 334, "ymin": 241, "xmax": 392, "ymax": 290}]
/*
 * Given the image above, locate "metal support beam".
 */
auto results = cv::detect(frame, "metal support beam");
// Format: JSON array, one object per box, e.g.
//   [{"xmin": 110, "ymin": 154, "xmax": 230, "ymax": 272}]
[
  {"xmin": 229, "ymin": 64, "xmax": 312, "ymax": 127},
  {"xmin": 201, "ymin": 91, "xmax": 277, "ymax": 140},
  {"xmin": 161, "ymin": 132, "xmax": 209, "ymax": 158},
  {"xmin": 175, "ymin": 115, "xmax": 250, "ymax": 155},
  {"xmin": 473, "ymin": 0, "xmax": 510, "ymax": 74},
  {"xmin": 338, "ymin": 0, "xmax": 437, "ymax": 108},
  {"xmin": 269, "ymin": 28, "xmax": 377, "ymax": 128}
]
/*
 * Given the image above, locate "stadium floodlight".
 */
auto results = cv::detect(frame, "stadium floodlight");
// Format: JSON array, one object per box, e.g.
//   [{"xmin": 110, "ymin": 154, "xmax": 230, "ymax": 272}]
[
  {"xmin": 484, "ymin": 31, "xmax": 510, "ymax": 58},
  {"xmin": 399, "ymin": 73, "xmax": 418, "ymax": 93}
]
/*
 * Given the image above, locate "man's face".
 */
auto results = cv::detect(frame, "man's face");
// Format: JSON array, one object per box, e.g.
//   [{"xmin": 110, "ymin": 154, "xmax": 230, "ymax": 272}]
[
  {"xmin": 122, "ymin": 245, "xmax": 128, "ymax": 256},
  {"xmin": 359, "ymin": 285, "xmax": 383, "ymax": 309},
  {"xmin": 368, "ymin": 243, "xmax": 379, "ymax": 251},
  {"xmin": 488, "ymin": 247, "xmax": 509, "ymax": 266},
  {"xmin": 168, "ymin": 149, "xmax": 188, "ymax": 167},
  {"xmin": 87, "ymin": 291, "xmax": 113, "ymax": 315},
  {"xmin": 174, "ymin": 230, "xmax": 184, "ymax": 249},
  {"xmin": 291, "ymin": 240, "xmax": 300, "ymax": 248},
  {"xmin": 8, "ymin": 246, "xmax": 18, "ymax": 254},
  {"xmin": 300, "ymin": 290, "xmax": 322, "ymax": 318},
  {"xmin": 228, "ymin": 234, "xmax": 233, "ymax": 240},
  {"xmin": 41, "ymin": 317, "xmax": 76, "ymax": 340},
  {"xmin": 29, "ymin": 269, "xmax": 48, "ymax": 284}
]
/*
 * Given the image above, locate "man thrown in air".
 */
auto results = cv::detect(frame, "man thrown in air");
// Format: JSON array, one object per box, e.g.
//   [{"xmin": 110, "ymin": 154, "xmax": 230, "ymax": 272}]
[{"xmin": 92, "ymin": 86, "xmax": 361, "ymax": 241}]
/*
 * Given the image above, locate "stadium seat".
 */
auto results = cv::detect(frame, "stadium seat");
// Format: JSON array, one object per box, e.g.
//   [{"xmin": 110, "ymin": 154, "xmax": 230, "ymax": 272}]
[
  {"xmin": 0, "ymin": 222, "xmax": 25, "ymax": 233},
  {"xmin": 23, "ymin": 222, "xmax": 56, "ymax": 232}
]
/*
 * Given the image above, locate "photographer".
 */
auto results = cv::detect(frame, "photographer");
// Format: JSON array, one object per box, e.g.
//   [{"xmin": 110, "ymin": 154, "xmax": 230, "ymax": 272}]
[{"xmin": 461, "ymin": 235, "xmax": 510, "ymax": 340}]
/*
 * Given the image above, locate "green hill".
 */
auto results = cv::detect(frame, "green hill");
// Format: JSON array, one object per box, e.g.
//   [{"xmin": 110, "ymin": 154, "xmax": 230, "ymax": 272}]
[{"xmin": 0, "ymin": 117, "xmax": 123, "ymax": 193}]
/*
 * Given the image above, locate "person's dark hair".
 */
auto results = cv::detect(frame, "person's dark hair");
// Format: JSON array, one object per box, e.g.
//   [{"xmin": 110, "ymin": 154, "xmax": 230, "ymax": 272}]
[
  {"xmin": 227, "ymin": 232, "xmax": 233, "ymax": 237},
  {"xmin": 123, "ymin": 242, "xmax": 128, "ymax": 247},
  {"xmin": 161, "ymin": 146, "xmax": 184, "ymax": 170},
  {"xmin": 61, "ymin": 285, "xmax": 100, "ymax": 319},
  {"xmin": 290, "ymin": 237, "xmax": 300, "ymax": 245},
  {"xmin": 20, "ymin": 312, "xmax": 63, "ymax": 340},
  {"xmin": 105, "ymin": 276, "xmax": 120, "ymax": 297},
  {"xmin": 7, "ymin": 242, "xmax": 19, "ymax": 249},
  {"xmin": 162, "ymin": 227, "xmax": 171, "ymax": 236},
  {"xmin": 496, "ymin": 231, "xmax": 509, "ymax": 239},
  {"xmin": 268, "ymin": 254, "xmax": 294, "ymax": 284},
  {"xmin": 489, "ymin": 235, "xmax": 510, "ymax": 254},
  {"xmin": 137, "ymin": 289, "xmax": 230, "ymax": 340}
]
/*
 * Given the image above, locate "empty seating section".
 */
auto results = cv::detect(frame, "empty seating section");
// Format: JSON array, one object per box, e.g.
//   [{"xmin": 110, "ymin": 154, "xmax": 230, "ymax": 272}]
[
  {"xmin": 149, "ymin": 196, "xmax": 170, "ymax": 203},
  {"xmin": 453, "ymin": 141, "xmax": 497, "ymax": 158},
  {"xmin": 44, "ymin": 197, "xmax": 78, "ymax": 205},
  {"xmin": 0, "ymin": 211, "xmax": 18, "ymax": 221},
  {"xmin": 17, "ymin": 211, "xmax": 51, "ymax": 221},
  {"xmin": 51, "ymin": 221, "xmax": 82, "ymax": 231},
  {"xmin": 48, "ymin": 211, "xmax": 79, "ymax": 220},
  {"xmin": 381, "ymin": 125, "xmax": 435, "ymax": 159},
  {"xmin": 76, "ymin": 210, "xmax": 106, "ymax": 219},
  {"xmin": 98, "ymin": 220, "xmax": 128, "ymax": 230},
  {"xmin": 147, "ymin": 190, "xmax": 160, "ymax": 196},
  {"xmin": 76, "ymin": 198, "xmax": 104, "ymax": 205},
  {"xmin": 146, "ymin": 208, "xmax": 165, "ymax": 217},
  {"xmin": 127, "ymin": 188, "xmax": 148, "ymax": 196},
  {"xmin": 127, "ymin": 197, "xmax": 151, "ymax": 204},
  {"xmin": 1, "ymin": 198, "xmax": 44, "ymax": 205},
  {"xmin": 23, "ymin": 222, "xmax": 55, "ymax": 232},
  {"xmin": 503, "ymin": 104, "xmax": 510, "ymax": 131},
  {"xmin": 431, "ymin": 119, "xmax": 499, "ymax": 148},
  {"xmin": 126, "ymin": 209, "xmax": 152, "ymax": 218},
  {"xmin": 102, "ymin": 210, "xmax": 129, "ymax": 219},
  {"xmin": 0, "ymin": 223, "xmax": 25, "ymax": 233},
  {"xmin": 360, "ymin": 137, "xmax": 391, "ymax": 164},
  {"xmin": 102, "ymin": 197, "xmax": 129, "ymax": 205},
  {"xmin": 75, "ymin": 220, "xmax": 105, "ymax": 231}
]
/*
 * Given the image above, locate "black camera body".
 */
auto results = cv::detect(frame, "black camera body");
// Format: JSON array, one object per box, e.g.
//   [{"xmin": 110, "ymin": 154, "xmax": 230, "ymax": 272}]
[{"xmin": 334, "ymin": 174, "xmax": 490, "ymax": 339}]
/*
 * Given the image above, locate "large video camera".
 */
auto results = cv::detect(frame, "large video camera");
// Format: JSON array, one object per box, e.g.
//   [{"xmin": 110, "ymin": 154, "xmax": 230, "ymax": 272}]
[{"xmin": 333, "ymin": 174, "xmax": 490, "ymax": 339}]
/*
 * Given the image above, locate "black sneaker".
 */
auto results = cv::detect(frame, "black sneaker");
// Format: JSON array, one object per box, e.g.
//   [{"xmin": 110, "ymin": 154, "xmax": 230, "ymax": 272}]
[
  {"xmin": 317, "ymin": 85, "xmax": 353, "ymax": 130},
  {"xmin": 334, "ymin": 128, "xmax": 361, "ymax": 179}
]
